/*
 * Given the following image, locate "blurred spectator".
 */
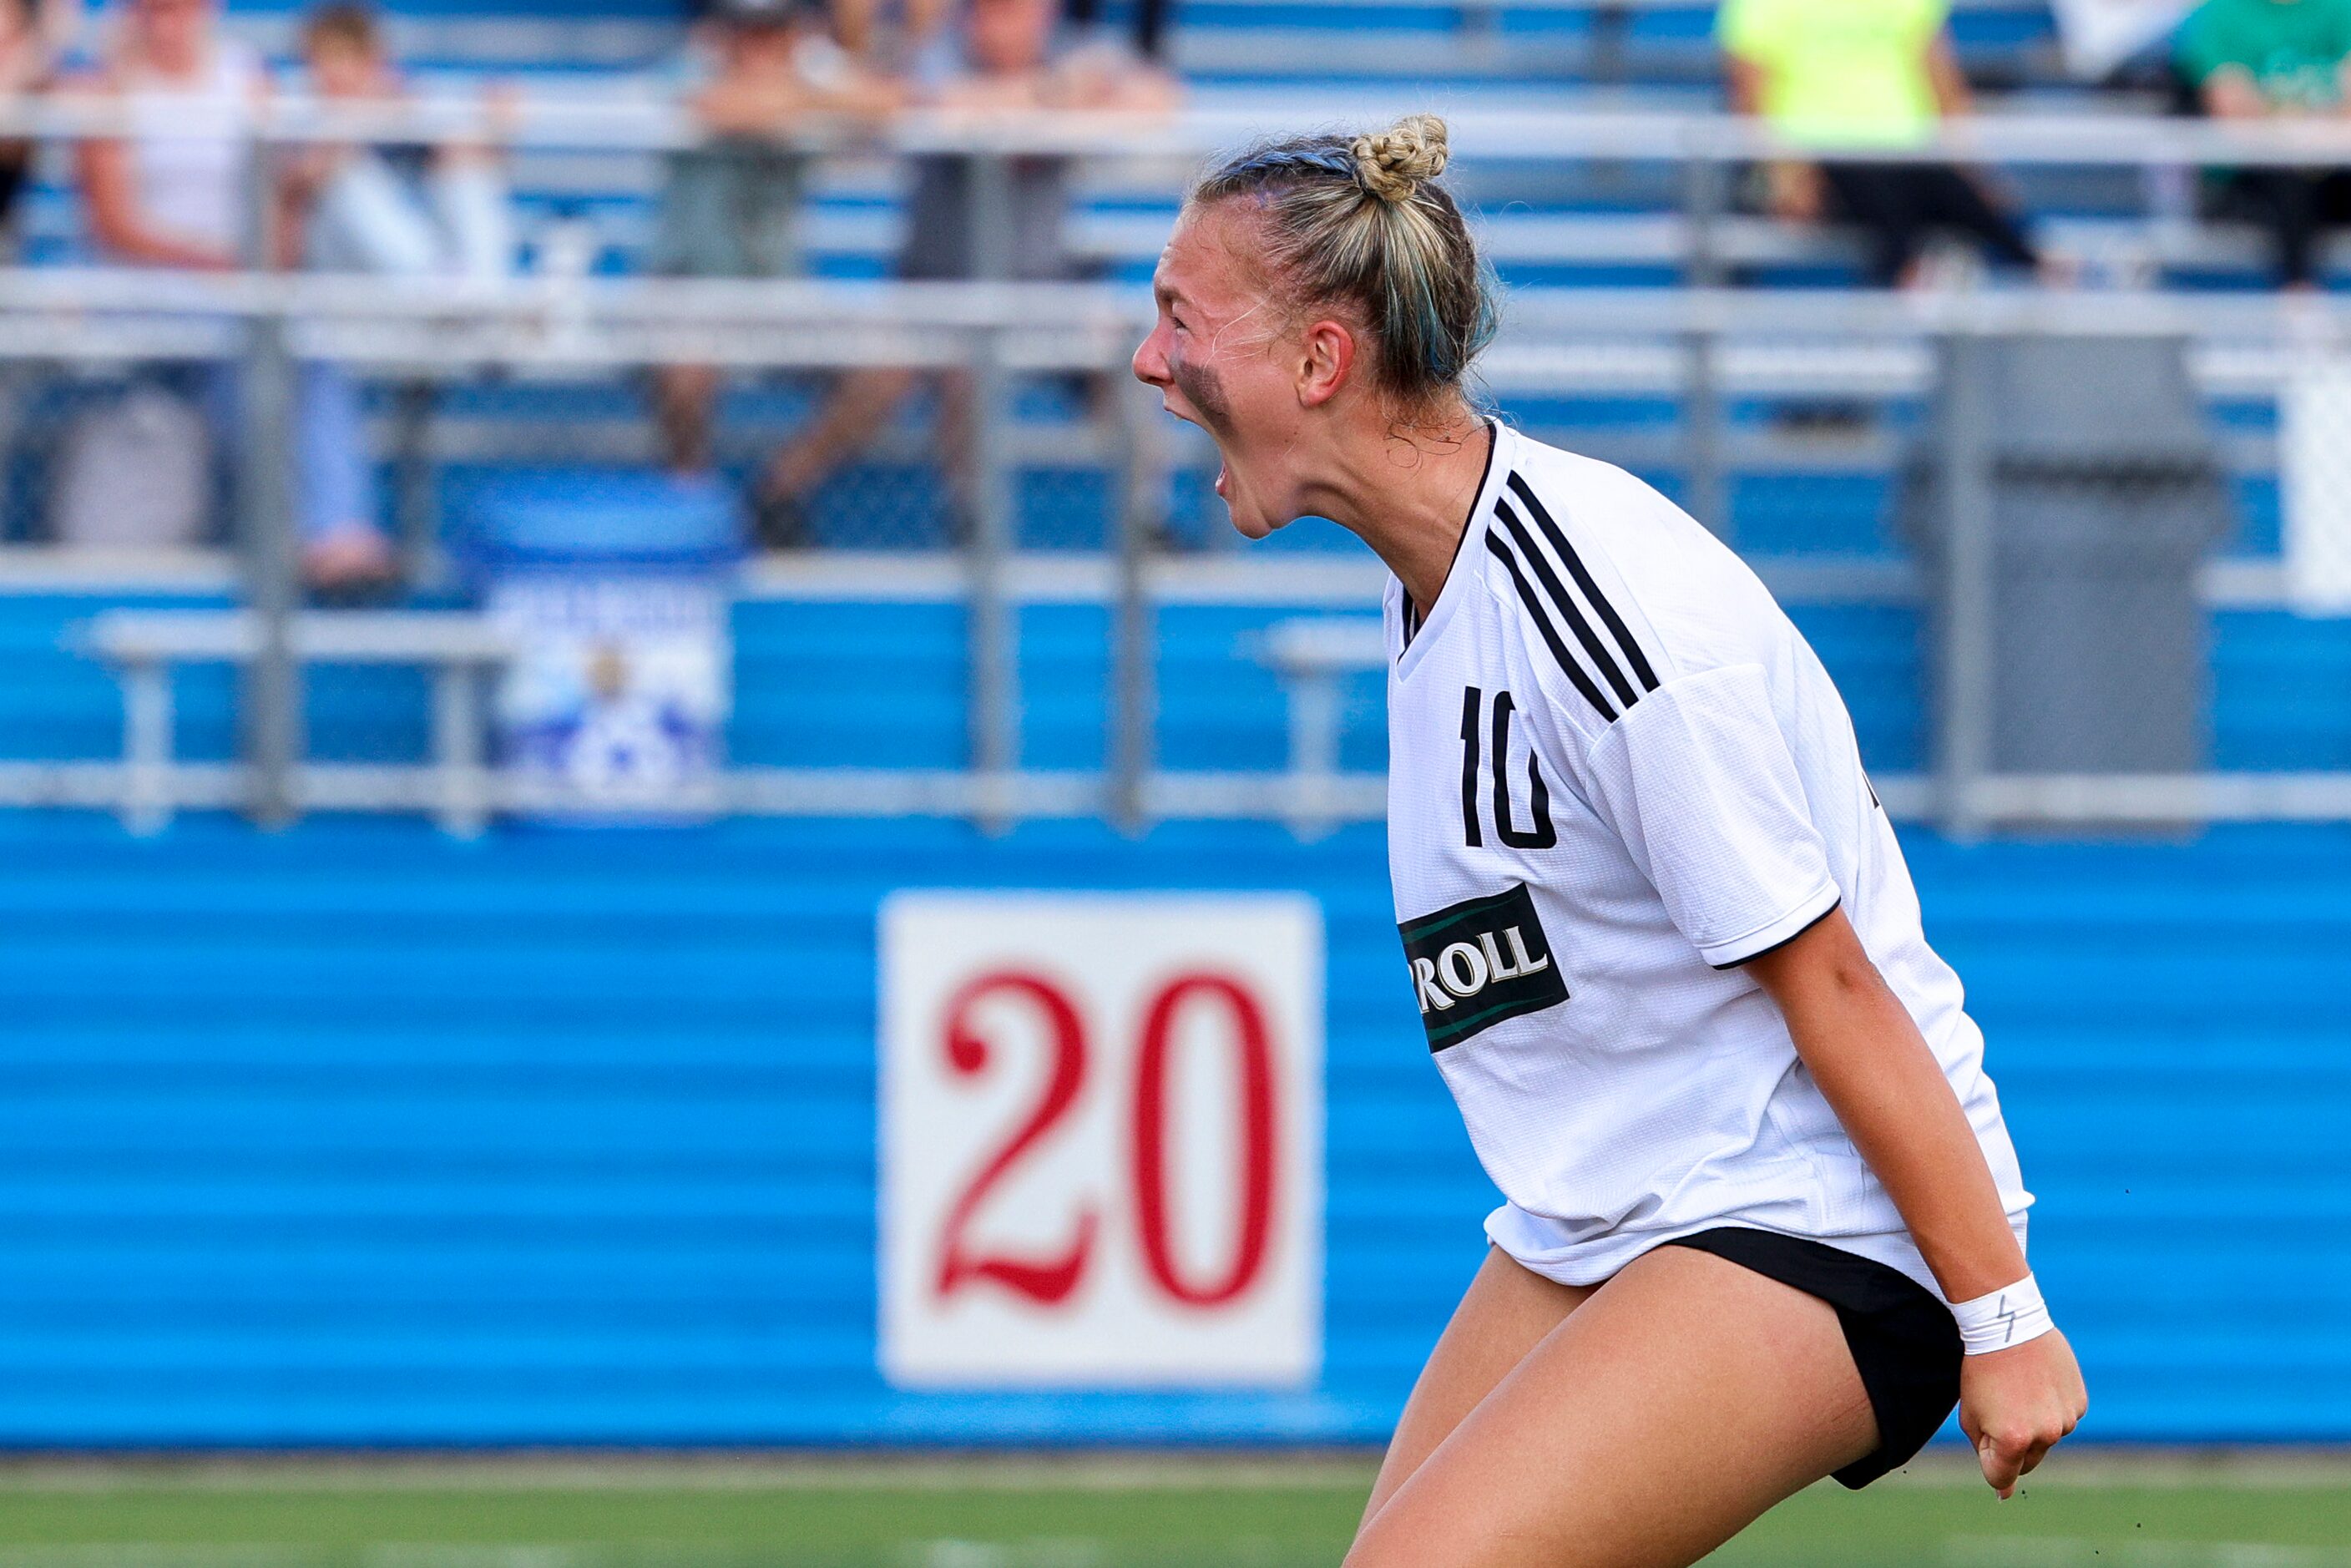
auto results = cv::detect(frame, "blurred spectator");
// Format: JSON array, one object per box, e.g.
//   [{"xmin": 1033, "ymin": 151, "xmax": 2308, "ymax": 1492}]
[
  {"xmin": 1065, "ymin": 0, "xmax": 1175, "ymax": 65},
  {"xmin": 650, "ymin": 0, "xmax": 897, "ymax": 503},
  {"xmin": 755, "ymin": 0, "xmax": 1174, "ymax": 548},
  {"xmin": 1719, "ymin": 0, "xmax": 2046, "ymax": 288},
  {"xmin": 779, "ymin": 0, "xmax": 886, "ymax": 59},
  {"xmin": 71, "ymin": 0, "xmax": 381, "ymax": 589},
  {"xmin": 76, "ymin": 0, "xmax": 260, "ymax": 271},
  {"xmin": 270, "ymin": 2, "xmax": 519, "ymax": 589},
  {"xmin": 2177, "ymin": 0, "xmax": 2351, "ymax": 288},
  {"xmin": 821, "ymin": 0, "xmax": 1179, "ymax": 70},
  {"xmin": 281, "ymin": 3, "xmax": 515, "ymax": 281},
  {"xmin": 0, "ymin": 0, "xmax": 80, "ymax": 539},
  {"xmin": 0, "ymin": 0, "xmax": 78, "ymax": 257}
]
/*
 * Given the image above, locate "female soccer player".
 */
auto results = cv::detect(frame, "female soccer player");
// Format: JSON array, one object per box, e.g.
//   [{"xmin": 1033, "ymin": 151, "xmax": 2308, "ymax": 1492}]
[{"xmin": 1131, "ymin": 115, "xmax": 2088, "ymax": 1568}]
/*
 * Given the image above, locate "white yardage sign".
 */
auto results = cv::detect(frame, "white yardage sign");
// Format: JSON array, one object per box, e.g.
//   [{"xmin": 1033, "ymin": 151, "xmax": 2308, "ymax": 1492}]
[{"xmin": 880, "ymin": 893, "xmax": 1323, "ymax": 1388}]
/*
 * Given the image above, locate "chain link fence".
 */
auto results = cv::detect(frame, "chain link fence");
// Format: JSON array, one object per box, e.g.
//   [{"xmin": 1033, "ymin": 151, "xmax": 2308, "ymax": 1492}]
[{"xmin": 0, "ymin": 104, "xmax": 2344, "ymax": 834}]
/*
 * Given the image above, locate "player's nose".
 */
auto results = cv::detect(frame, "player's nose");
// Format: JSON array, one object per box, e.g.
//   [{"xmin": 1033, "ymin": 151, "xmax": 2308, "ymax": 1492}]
[{"xmin": 1132, "ymin": 322, "xmax": 1172, "ymax": 387}]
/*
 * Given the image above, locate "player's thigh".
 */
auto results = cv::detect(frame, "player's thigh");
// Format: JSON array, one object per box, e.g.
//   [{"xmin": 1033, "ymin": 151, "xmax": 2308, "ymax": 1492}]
[
  {"xmin": 1360, "ymin": 1246, "xmax": 1594, "ymax": 1527},
  {"xmin": 1345, "ymin": 1244, "xmax": 1880, "ymax": 1568}
]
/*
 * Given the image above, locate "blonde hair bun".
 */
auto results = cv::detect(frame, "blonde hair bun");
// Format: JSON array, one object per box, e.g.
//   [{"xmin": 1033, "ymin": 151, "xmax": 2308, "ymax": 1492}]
[
  {"xmin": 1352, "ymin": 114, "xmax": 1450, "ymax": 204},
  {"xmin": 1190, "ymin": 114, "xmax": 1495, "ymax": 407}
]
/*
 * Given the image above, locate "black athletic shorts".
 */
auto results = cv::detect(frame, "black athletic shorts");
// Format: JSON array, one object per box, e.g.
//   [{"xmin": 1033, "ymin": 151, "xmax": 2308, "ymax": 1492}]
[{"xmin": 1661, "ymin": 1227, "xmax": 1963, "ymax": 1489}]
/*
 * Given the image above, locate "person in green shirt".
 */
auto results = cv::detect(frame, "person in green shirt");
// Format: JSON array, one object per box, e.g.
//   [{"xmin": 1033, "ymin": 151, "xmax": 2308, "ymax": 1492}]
[
  {"xmin": 2177, "ymin": 0, "xmax": 2351, "ymax": 286},
  {"xmin": 1719, "ymin": 0, "xmax": 2043, "ymax": 287}
]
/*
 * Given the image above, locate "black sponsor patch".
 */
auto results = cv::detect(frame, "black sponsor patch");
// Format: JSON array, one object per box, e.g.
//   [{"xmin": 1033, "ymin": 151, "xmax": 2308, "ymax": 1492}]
[{"xmin": 1398, "ymin": 883, "xmax": 1569, "ymax": 1052}]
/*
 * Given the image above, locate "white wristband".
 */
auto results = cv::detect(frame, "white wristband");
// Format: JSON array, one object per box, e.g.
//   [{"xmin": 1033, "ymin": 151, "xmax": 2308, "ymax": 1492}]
[{"xmin": 1951, "ymin": 1273, "xmax": 2056, "ymax": 1356}]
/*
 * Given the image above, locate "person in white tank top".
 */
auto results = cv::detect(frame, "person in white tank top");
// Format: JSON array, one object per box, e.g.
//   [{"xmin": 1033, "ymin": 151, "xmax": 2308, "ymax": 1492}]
[
  {"xmin": 72, "ymin": 0, "xmax": 393, "ymax": 590},
  {"xmin": 76, "ymin": 0, "xmax": 260, "ymax": 269},
  {"xmin": 1134, "ymin": 114, "xmax": 2088, "ymax": 1567}
]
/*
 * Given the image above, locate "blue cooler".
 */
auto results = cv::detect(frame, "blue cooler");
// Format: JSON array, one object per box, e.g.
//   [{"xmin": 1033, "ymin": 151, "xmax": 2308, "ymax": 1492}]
[{"xmin": 465, "ymin": 470, "xmax": 743, "ymax": 820}]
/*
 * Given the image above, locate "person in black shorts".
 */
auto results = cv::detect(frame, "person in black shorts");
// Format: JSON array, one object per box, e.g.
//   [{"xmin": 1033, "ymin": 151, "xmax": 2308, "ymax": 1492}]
[
  {"xmin": 1134, "ymin": 113, "xmax": 2086, "ymax": 1565},
  {"xmin": 1720, "ymin": 0, "xmax": 2048, "ymax": 288},
  {"xmin": 2177, "ymin": 0, "xmax": 2351, "ymax": 289},
  {"xmin": 1810, "ymin": 161, "xmax": 2040, "ymax": 288}
]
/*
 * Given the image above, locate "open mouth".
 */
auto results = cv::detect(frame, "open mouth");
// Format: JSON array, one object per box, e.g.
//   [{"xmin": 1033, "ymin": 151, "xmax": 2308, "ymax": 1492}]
[{"xmin": 1158, "ymin": 397, "xmax": 1230, "ymax": 502}]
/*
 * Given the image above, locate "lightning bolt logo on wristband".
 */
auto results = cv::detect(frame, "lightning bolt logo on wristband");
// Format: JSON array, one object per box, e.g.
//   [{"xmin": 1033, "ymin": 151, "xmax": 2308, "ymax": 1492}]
[{"xmin": 1952, "ymin": 1272, "xmax": 2057, "ymax": 1356}]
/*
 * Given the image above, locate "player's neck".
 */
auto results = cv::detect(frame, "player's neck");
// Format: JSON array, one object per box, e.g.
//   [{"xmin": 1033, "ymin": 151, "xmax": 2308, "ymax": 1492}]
[{"xmin": 1306, "ymin": 413, "xmax": 1492, "ymax": 615}]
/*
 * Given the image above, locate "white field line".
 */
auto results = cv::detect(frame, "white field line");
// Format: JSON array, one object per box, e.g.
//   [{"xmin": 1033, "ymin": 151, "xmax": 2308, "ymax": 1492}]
[
  {"xmin": 0, "ymin": 1548, "xmax": 1302, "ymax": 1568},
  {"xmin": 891, "ymin": 1544, "xmax": 1292, "ymax": 1568},
  {"xmin": 1873, "ymin": 1449, "xmax": 2351, "ymax": 1491},
  {"xmin": 0, "ymin": 1454, "xmax": 1385, "ymax": 1495},
  {"xmin": 0, "ymin": 1552, "xmax": 788, "ymax": 1568},
  {"xmin": 0, "ymin": 1552, "xmax": 326, "ymax": 1568},
  {"xmin": 5, "ymin": 1558, "xmax": 725, "ymax": 1568},
  {"xmin": 1947, "ymin": 1538, "xmax": 2351, "ymax": 1568},
  {"xmin": 0, "ymin": 1448, "xmax": 2346, "ymax": 1495}
]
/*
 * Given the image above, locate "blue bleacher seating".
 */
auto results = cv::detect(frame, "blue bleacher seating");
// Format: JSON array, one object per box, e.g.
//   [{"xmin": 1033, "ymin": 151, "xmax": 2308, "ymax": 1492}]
[{"xmin": 16, "ymin": 1, "xmax": 2284, "ymax": 294}]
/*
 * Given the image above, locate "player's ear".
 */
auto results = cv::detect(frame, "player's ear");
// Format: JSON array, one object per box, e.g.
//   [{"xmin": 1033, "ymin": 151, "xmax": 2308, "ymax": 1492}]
[{"xmin": 1296, "ymin": 318, "xmax": 1357, "ymax": 409}]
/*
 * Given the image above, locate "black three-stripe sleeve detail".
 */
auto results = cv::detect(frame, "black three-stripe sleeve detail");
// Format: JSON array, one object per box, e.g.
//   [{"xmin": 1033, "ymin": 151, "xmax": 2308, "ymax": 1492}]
[
  {"xmin": 1505, "ymin": 471, "xmax": 1660, "ymax": 693},
  {"xmin": 1494, "ymin": 498, "xmax": 1642, "ymax": 711},
  {"xmin": 1488, "ymin": 530, "xmax": 1618, "ymax": 722}
]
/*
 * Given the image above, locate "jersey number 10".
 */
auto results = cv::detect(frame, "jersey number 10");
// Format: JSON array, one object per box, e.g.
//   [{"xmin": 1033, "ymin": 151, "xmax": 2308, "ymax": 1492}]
[{"xmin": 1459, "ymin": 686, "xmax": 1558, "ymax": 851}]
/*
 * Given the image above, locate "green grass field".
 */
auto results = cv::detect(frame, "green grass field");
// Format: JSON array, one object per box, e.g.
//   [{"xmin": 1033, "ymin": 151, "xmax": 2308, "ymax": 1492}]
[{"xmin": 0, "ymin": 1454, "xmax": 2345, "ymax": 1568}]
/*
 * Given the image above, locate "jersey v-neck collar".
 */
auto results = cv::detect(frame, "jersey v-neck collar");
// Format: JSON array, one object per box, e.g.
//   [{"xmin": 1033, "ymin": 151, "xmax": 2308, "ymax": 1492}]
[{"xmin": 1397, "ymin": 418, "xmax": 1510, "ymax": 681}]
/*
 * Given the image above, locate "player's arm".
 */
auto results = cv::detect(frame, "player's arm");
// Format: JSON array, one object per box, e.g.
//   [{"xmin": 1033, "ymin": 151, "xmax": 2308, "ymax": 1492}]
[
  {"xmin": 1925, "ymin": 30, "xmax": 1973, "ymax": 119},
  {"xmin": 1720, "ymin": 33, "xmax": 1820, "ymax": 221},
  {"xmin": 1722, "ymin": 53, "xmax": 1764, "ymax": 118},
  {"xmin": 2201, "ymin": 63, "xmax": 2269, "ymax": 119},
  {"xmin": 78, "ymin": 132, "xmax": 235, "ymax": 269},
  {"xmin": 1745, "ymin": 909, "xmax": 2087, "ymax": 1498}
]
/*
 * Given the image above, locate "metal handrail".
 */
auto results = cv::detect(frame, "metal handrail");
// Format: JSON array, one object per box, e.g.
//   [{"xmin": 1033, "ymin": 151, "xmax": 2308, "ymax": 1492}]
[
  {"xmin": 0, "ymin": 243, "xmax": 2330, "ymax": 842},
  {"xmin": 79, "ymin": 609, "xmax": 513, "ymax": 838},
  {"xmin": 1182, "ymin": 0, "xmax": 2048, "ymax": 11},
  {"xmin": 6, "ymin": 269, "xmax": 2351, "ymax": 350},
  {"xmin": 0, "ymin": 96, "xmax": 2348, "ymax": 171}
]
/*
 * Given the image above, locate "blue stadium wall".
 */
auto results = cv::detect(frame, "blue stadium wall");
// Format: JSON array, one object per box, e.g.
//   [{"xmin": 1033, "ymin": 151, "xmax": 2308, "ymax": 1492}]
[{"xmin": 0, "ymin": 808, "xmax": 2347, "ymax": 1448}]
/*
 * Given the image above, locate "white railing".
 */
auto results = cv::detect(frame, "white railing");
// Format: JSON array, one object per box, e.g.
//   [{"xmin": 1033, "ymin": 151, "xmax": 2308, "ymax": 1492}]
[
  {"xmin": 0, "ymin": 99, "xmax": 2343, "ymax": 836},
  {"xmin": 0, "ymin": 96, "xmax": 2343, "ymax": 169},
  {"xmin": 0, "ymin": 271, "xmax": 2338, "ymax": 837}
]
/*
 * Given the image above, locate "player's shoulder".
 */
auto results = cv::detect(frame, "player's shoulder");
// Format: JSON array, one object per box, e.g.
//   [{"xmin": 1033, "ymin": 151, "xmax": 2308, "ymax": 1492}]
[{"xmin": 1477, "ymin": 428, "xmax": 1792, "ymax": 727}]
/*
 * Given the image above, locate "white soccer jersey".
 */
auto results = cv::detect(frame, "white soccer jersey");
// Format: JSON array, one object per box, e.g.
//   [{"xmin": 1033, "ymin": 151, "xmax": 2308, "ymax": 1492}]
[{"xmin": 1385, "ymin": 422, "xmax": 2030, "ymax": 1300}]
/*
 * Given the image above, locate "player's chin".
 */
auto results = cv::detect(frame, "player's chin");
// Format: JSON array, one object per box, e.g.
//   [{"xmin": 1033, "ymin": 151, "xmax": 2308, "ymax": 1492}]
[
  {"xmin": 1219, "ymin": 483, "xmax": 1280, "ymax": 541},
  {"xmin": 1212, "ymin": 457, "xmax": 1289, "ymax": 540}
]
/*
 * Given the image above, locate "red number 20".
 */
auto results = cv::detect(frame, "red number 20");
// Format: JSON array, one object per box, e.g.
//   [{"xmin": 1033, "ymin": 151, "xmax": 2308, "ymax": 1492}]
[
  {"xmin": 1132, "ymin": 975, "xmax": 1277, "ymax": 1308},
  {"xmin": 932, "ymin": 969, "xmax": 1280, "ymax": 1312},
  {"xmin": 933, "ymin": 972, "xmax": 1098, "ymax": 1305}
]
